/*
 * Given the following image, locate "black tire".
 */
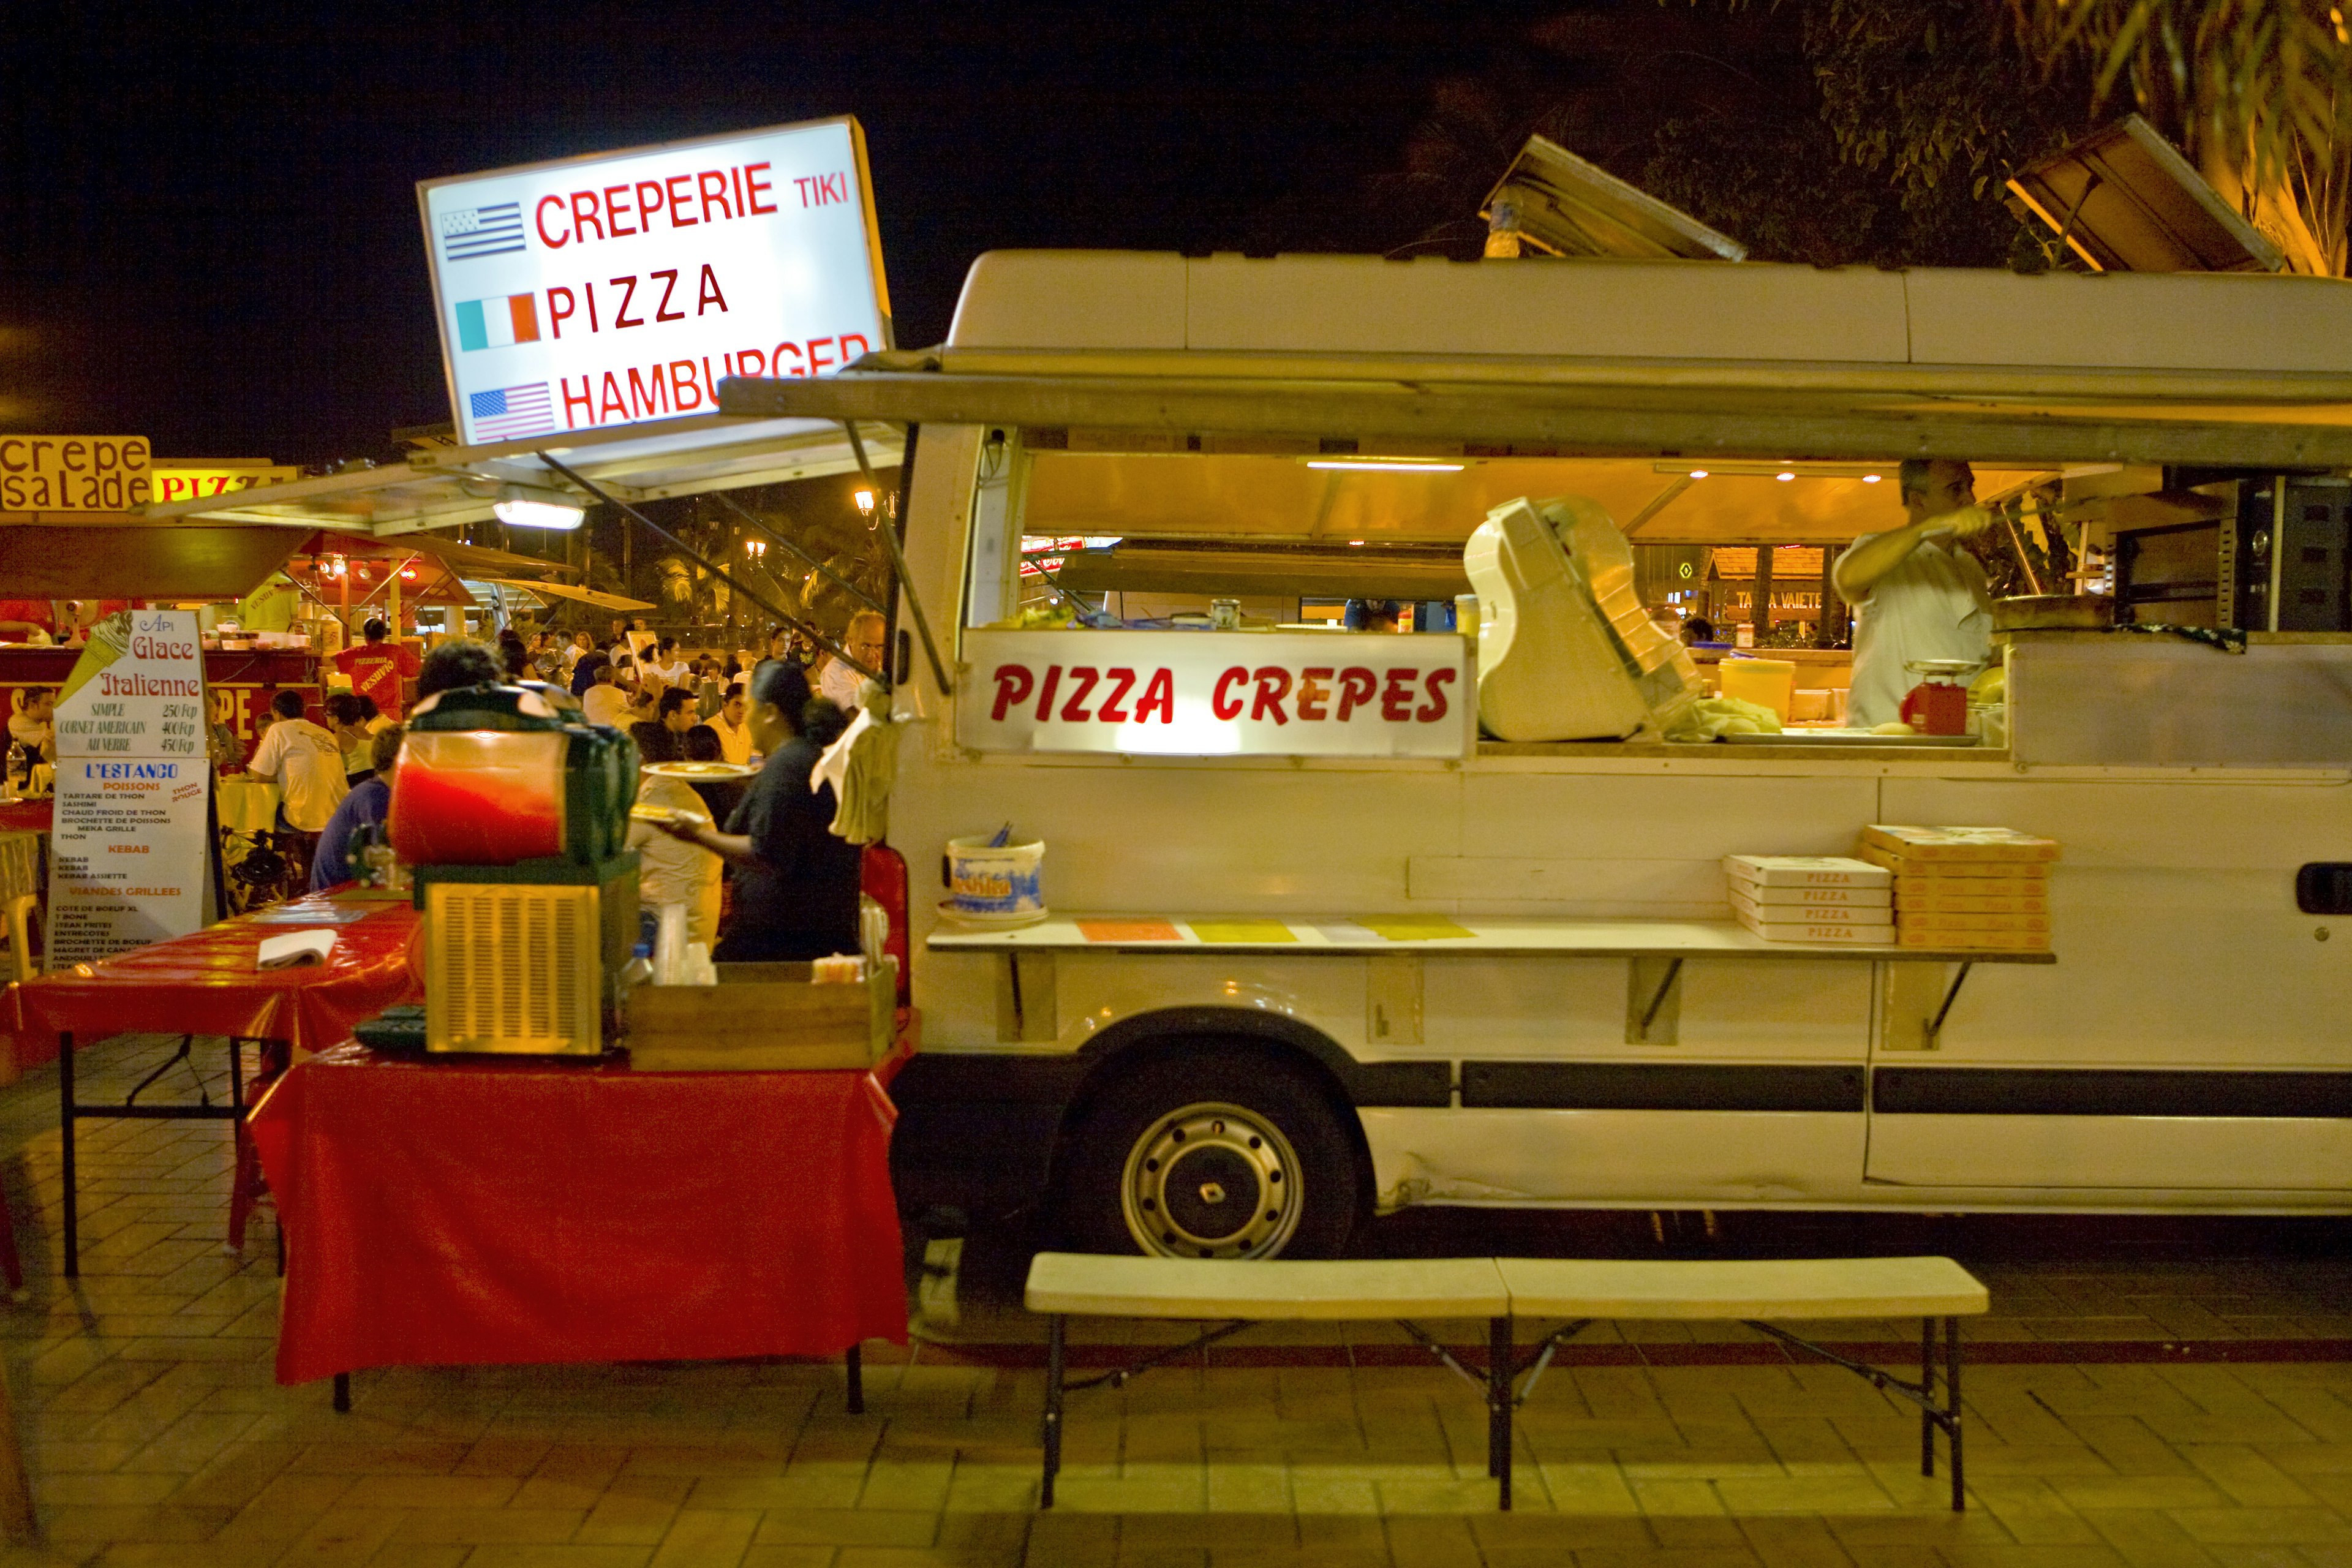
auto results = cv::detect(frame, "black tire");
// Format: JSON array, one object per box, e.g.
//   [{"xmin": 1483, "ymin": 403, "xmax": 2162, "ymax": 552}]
[{"xmin": 1058, "ymin": 1047, "xmax": 1360, "ymax": 1260}]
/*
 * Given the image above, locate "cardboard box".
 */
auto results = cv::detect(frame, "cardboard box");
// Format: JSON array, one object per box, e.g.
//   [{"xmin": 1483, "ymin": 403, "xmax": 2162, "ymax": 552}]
[
  {"xmin": 1860, "ymin": 825, "xmax": 2060, "ymax": 864},
  {"xmin": 627, "ymin": 960, "xmax": 895, "ymax": 1072},
  {"xmin": 1723, "ymin": 854, "xmax": 1890, "ymax": 889},
  {"xmin": 1860, "ymin": 844, "xmax": 2054, "ymax": 878}
]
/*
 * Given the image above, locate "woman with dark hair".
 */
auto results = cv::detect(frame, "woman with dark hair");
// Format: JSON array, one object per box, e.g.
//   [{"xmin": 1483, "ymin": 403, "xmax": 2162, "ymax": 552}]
[{"xmin": 655, "ymin": 658, "xmax": 857, "ymax": 960}]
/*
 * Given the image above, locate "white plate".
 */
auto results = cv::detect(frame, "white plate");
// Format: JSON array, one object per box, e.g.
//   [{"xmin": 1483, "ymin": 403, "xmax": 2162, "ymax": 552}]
[
  {"xmin": 644, "ymin": 761, "xmax": 758, "ymax": 780},
  {"xmin": 628, "ymin": 802, "xmax": 711, "ymax": 826},
  {"xmin": 935, "ymin": 898, "xmax": 1050, "ymax": 929}
]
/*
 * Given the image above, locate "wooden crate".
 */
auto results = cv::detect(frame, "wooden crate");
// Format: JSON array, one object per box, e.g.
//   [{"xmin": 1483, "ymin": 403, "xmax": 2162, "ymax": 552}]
[{"xmin": 625, "ymin": 960, "xmax": 895, "ymax": 1072}]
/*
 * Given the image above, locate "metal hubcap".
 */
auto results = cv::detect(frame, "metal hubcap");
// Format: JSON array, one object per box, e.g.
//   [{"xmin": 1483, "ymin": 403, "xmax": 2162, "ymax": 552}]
[{"xmin": 1120, "ymin": 1101, "xmax": 1303, "ymax": 1259}]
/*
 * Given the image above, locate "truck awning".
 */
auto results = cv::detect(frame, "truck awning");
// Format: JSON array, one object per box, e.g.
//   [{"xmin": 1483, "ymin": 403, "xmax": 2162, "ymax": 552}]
[
  {"xmin": 0, "ymin": 518, "xmax": 304, "ymax": 600},
  {"xmin": 143, "ymin": 417, "xmax": 904, "ymax": 538},
  {"xmin": 714, "ymin": 361, "xmax": 2352, "ymax": 471},
  {"xmin": 496, "ymin": 579, "xmax": 657, "ymax": 612}
]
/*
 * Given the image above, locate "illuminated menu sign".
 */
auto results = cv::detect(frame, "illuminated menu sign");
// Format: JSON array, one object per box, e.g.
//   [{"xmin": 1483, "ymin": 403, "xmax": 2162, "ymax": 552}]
[
  {"xmin": 957, "ymin": 630, "xmax": 1471, "ymax": 759},
  {"xmin": 417, "ymin": 117, "xmax": 892, "ymax": 447}
]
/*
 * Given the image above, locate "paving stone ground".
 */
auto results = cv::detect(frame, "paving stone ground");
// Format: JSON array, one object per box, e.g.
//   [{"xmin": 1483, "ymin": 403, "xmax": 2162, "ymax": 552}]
[{"xmin": 4, "ymin": 1033, "xmax": 2351, "ymax": 1567}]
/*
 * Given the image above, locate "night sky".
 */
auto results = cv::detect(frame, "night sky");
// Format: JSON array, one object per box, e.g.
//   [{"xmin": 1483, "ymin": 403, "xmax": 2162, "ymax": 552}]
[{"xmin": 6, "ymin": 1, "xmax": 1702, "ymax": 467}]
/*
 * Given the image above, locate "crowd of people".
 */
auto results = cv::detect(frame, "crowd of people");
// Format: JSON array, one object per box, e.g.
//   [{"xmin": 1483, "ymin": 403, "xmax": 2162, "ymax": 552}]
[{"xmin": 230, "ymin": 617, "xmax": 869, "ymax": 962}]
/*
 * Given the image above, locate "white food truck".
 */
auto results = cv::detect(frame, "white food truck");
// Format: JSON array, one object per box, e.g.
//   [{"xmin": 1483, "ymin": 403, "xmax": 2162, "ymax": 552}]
[{"xmin": 723, "ymin": 251, "xmax": 2352, "ymax": 1259}]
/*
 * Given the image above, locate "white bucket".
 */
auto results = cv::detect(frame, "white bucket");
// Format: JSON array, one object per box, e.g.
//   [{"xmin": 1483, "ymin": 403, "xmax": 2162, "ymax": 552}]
[{"xmin": 946, "ymin": 835, "xmax": 1045, "ymax": 916}]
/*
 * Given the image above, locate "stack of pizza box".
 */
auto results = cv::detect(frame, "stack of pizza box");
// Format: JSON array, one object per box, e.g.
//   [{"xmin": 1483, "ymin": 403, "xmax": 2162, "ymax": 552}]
[
  {"xmin": 1722, "ymin": 854, "xmax": 1894, "ymax": 944},
  {"xmin": 1855, "ymin": 825, "xmax": 2058, "ymax": 950}
]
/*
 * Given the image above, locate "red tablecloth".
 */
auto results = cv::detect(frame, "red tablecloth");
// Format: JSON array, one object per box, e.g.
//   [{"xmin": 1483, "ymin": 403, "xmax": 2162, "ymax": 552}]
[
  {"xmin": 3, "ymin": 894, "xmax": 420, "ymax": 1067},
  {"xmin": 0, "ymin": 799, "xmax": 53, "ymax": 835},
  {"xmin": 249, "ymin": 1044, "xmax": 908, "ymax": 1385}
]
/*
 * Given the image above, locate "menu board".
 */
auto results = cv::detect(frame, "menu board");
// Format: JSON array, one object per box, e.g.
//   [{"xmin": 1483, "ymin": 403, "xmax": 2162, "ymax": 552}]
[{"xmin": 45, "ymin": 609, "xmax": 211, "ymax": 965}]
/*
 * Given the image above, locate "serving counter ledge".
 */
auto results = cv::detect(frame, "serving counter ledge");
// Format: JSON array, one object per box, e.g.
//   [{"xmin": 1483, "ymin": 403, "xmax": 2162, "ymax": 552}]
[
  {"xmin": 1475, "ymin": 739, "xmax": 2011, "ymax": 764},
  {"xmin": 927, "ymin": 913, "xmax": 2055, "ymax": 965}
]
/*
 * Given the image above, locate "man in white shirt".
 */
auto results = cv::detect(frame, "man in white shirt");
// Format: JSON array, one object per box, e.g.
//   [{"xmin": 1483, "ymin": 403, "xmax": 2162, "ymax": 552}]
[
  {"xmin": 246, "ymin": 690, "xmax": 350, "ymax": 833},
  {"xmin": 581, "ymin": 662, "xmax": 631, "ymax": 728},
  {"xmin": 819, "ymin": 610, "xmax": 887, "ymax": 711},
  {"xmin": 1832, "ymin": 458, "xmax": 1995, "ymax": 729},
  {"xmin": 709, "ymin": 688, "xmax": 755, "ymax": 766}
]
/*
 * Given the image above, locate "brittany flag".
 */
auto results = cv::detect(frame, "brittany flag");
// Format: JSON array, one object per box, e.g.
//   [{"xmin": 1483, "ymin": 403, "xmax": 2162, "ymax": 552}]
[{"xmin": 454, "ymin": 292, "xmax": 541, "ymax": 352}]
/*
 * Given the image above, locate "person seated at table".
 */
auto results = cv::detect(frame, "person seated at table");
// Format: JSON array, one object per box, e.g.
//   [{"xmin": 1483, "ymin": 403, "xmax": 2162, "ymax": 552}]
[
  {"xmin": 9, "ymin": 688, "xmax": 56, "ymax": 763},
  {"xmin": 580, "ymin": 660, "xmax": 630, "ymax": 728},
  {"xmin": 655, "ymin": 660, "xmax": 857, "ymax": 962},
  {"xmin": 309, "ymin": 725, "xmax": 404, "ymax": 892},
  {"xmin": 708, "ymin": 684, "xmax": 755, "ymax": 766},
  {"xmin": 568, "ymin": 649, "xmax": 608, "ymax": 698},
  {"xmin": 323, "ymin": 693, "xmax": 375, "ymax": 785},
  {"xmin": 649, "ymin": 686, "xmax": 698, "ymax": 748},
  {"xmin": 619, "ymin": 665, "xmax": 658, "ymax": 728},
  {"xmin": 247, "ymin": 690, "xmax": 349, "ymax": 845},
  {"xmin": 206, "ymin": 689, "xmax": 246, "ymax": 771},
  {"xmin": 676, "ymin": 723, "xmax": 745, "ymax": 827},
  {"xmin": 415, "ymin": 638, "xmax": 502, "ymax": 699}
]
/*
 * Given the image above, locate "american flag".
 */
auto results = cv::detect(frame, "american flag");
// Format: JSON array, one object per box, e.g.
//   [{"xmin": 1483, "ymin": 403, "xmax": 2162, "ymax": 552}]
[
  {"xmin": 469, "ymin": 382, "xmax": 554, "ymax": 442},
  {"xmin": 439, "ymin": 202, "xmax": 526, "ymax": 262}
]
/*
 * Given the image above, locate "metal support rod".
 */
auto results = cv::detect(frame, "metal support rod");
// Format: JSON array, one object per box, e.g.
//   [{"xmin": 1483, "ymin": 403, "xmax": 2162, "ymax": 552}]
[
  {"xmin": 845, "ymin": 1343, "xmax": 864, "ymax": 1415},
  {"xmin": 1924, "ymin": 963, "xmax": 1976, "ymax": 1046},
  {"xmin": 1066, "ymin": 1319, "xmax": 1252, "ymax": 1392},
  {"xmin": 1041, "ymin": 1314, "xmax": 1065, "ymax": 1509},
  {"xmin": 1736, "ymin": 1317, "xmax": 1964, "ymax": 1510},
  {"xmin": 840, "ymin": 423, "xmax": 954, "ymax": 696},
  {"xmin": 1509, "ymin": 1317, "xmax": 1594, "ymax": 1406},
  {"xmin": 707, "ymin": 489, "xmax": 887, "ymax": 617},
  {"xmin": 1947, "ymin": 1315, "xmax": 1965, "ymax": 1512},
  {"xmin": 1638, "ymin": 959, "xmax": 1683, "ymax": 1038},
  {"xmin": 1490, "ymin": 1316, "xmax": 1513, "ymax": 1509},
  {"xmin": 58, "ymin": 1032, "xmax": 75, "ymax": 1277},
  {"xmin": 2052, "ymin": 170, "xmax": 2104, "ymax": 264},
  {"xmin": 534, "ymin": 452, "xmax": 875, "ymax": 681},
  {"xmin": 1999, "ymin": 507, "xmax": 2046, "ymax": 596},
  {"xmin": 1921, "ymin": 1315, "xmax": 1937, "ymax": 1479},
  {"xmin": 1393, "ymin": 1319, "xmax": 1491, "ymax": 1396},
  {"xmin": 126, "ymin": 1036, "xmax": 203, "ymax": 1107}
]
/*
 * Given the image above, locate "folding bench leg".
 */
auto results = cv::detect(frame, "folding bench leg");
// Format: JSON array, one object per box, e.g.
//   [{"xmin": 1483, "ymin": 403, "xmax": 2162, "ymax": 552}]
[
  {"xmin": 1041, "ymin": 1314, "xmax": 1066, "ymax": 1509},
  {"xmin": 1490, "ymin": 1316, "xmax": 1513, "ymax": 1511},
  {"xmin": 1917, "ymin": 1316, "xmax": 1966, "ymax": 1511},
  {"xmin": 1947, "ymin": 1316, "xmax": 1964, "ymax": 1513},
  {"xmin": 846, "ymin": 1344, "xmax": 864, "ymax": 1415},
  {"xmin": 1920, "ymin": 1316, "xmax": 1936, "ymax": 1480}
]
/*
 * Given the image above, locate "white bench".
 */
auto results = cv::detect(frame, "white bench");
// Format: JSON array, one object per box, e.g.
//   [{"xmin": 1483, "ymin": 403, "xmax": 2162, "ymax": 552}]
[{"xmin": 1025, "ymin": 1252, "xmax": 1988, "ymax": 1512}]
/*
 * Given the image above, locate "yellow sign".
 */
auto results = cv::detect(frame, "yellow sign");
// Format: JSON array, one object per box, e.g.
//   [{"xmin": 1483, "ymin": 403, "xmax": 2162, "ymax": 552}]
[
  {"xmin": 149, "ymin": 461, "xmax": 300, "ymax": 505},
  {"xmin": 0, "ymin": 434, "xmax": 152, "ymax": 511}
]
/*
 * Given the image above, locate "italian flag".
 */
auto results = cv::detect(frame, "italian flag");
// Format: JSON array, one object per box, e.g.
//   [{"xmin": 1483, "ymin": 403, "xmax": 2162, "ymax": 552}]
[{"xmin": 454, "ymin": 292, "xmax": 541, "ymax": 352}]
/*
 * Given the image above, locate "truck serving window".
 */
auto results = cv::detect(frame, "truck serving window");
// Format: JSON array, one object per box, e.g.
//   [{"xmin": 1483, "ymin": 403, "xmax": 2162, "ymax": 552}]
[{"xmin": 965, "ymin": 435, "xmax": 2064, "ymax": 643}]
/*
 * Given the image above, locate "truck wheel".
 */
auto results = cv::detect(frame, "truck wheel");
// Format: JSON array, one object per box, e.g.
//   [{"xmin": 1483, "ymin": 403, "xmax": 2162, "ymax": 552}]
[{"xmin": 1061, "ymin": 1050, "xmax": 1359, "ymax": 1260}]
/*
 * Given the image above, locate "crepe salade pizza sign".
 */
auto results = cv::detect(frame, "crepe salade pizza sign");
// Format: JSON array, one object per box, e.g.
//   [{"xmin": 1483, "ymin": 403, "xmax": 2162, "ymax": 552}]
[{"xmin": 957, "ymin": 630, "xmax": 1472, "ymax": 758}]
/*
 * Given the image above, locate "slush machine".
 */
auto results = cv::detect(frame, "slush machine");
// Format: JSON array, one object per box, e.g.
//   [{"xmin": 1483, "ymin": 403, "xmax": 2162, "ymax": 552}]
[{"xmin": 386, "ymin": 682, "xmax": 640, "ymax": 1055}]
